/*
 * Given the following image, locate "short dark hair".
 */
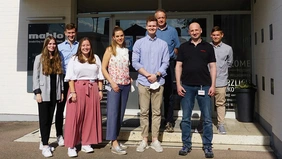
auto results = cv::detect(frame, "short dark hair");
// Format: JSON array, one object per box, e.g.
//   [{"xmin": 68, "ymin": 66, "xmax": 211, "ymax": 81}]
[
  {"xmin": 155, "ymin": 9, "xmax": 167, "ymax": 18},
  {"xmin": 146, "ymin": 16, "xmax": 157, "ymax": 24},
  {"xmin": 211, "ymin": 26, "xmax": 223, "ymax": 34},
  {"xmin": 65, "ymin": 23, "xmax": 77, "ymax": 31}
]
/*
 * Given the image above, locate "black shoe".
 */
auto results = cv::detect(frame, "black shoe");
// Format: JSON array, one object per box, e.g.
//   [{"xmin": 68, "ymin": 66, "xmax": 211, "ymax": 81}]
[
  {"xmin": 195, "ymin": 122, "xmax": 203, "ymax": 133},
  {"xmin": 165, "ymin": 122, "xmax": 174, "ymax": 133},
  {"xmin": 203, "ymin": 147, "xmax": 214, "ymax": 158},
  {"xmin": 178, "ymin": 146, "xmax": 191, "ymax": 156}
]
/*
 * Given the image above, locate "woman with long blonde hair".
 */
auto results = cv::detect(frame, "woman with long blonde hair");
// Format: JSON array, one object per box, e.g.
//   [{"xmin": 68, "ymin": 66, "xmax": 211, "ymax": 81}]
[
  {"xmin": 102, "ymin": 26, "xmax": 131, "ymax": 155},
  {"xmin": 33, "ymin": 35, "xmax": 64, "ymax": 158}
]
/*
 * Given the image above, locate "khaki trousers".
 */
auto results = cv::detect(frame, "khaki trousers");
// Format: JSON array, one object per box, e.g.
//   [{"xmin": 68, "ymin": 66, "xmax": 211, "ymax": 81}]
[
  {"xmin": 215, "ymin": 86, "xmax": 227, "ymax": 125},
  {"xmin": 138, "ymin": 84, "xmax": 164, "ymax": 138}
]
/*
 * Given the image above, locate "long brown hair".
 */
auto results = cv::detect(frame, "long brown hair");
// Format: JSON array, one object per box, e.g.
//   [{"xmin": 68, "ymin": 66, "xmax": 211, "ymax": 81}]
[
  {"xmin": 75, "ymin": 37, "xmax": 96, "ymax": 64},
  {"xmin": 40, "ymin": 36, "xmax": 62, "ymax": 75},
  {"xmin": 110, "ymin": 26, "xmax": 126, "ymax": 56}
]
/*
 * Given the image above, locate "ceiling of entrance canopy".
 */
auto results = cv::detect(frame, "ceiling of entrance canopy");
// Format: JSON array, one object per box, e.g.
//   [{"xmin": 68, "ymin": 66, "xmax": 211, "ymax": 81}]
[{"xmin": 77, "ymin": 0, "xmax": 250, "ymax": 13}]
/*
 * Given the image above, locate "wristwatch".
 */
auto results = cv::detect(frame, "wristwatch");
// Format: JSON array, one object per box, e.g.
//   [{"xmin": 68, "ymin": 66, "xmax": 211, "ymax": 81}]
[{"xmin": 155, "ymin": 73, "xmax": 160, "ymax": 78}]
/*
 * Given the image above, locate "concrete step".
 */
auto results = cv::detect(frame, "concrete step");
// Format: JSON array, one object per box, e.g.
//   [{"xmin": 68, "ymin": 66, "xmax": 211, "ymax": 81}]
[
  {"xmin": 106, "ymin": 116, "xmax": 270, "ymax": 146},
  {"xmin": 15, "ymin": 116, "xmax": 271, "ymax": 151}
]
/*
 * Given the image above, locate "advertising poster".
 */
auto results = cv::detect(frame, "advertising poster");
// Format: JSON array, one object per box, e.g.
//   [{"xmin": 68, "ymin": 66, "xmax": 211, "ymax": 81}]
[
  {"xmin": 226, "ymin": 59, "xmax": 252, "ymax": 109},
  {"xmin": 125, "ymin": 36, "xmax": 133, "ymax": 51},
  {"xmin": 27, "ymin": 23, "xmax": 65, "ymax": 92}
]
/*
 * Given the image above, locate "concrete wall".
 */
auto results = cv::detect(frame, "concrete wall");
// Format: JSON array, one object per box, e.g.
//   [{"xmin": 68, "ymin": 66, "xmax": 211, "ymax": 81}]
[
  {"xmin": 253, "ymin": 0, "xmax": 282, "ymax": 157},
  {"xmin": 0, "ymin": 0, "xmax": 74, "ymax": 115}
]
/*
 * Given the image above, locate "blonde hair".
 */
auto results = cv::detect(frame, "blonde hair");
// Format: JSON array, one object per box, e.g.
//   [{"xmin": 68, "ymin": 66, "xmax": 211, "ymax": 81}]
[{"xmin": 110, "ymin": 26, "xmax": 126, "ymax": 56}]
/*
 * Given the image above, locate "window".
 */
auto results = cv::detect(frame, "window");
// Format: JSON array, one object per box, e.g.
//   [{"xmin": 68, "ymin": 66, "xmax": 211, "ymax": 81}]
[
  {"xmin": 262, "ymin": 76, "xmax": 265, "ymax": 91},
  {"xmin": 255, "ymin": 32, "xmax": 257, "ymax": 45},
  {"xmin": 269, "ymin": 24, "xmax": 273, "ymax": 40},
  {"xmin": 261, "ymin": 28, "xmax": 264, "ymax": 43},
  {"xmin": 214, "ymin": 14, "xmax": 251, "ymax": 110},
  {"xmin": 271, "ymin": 78, "xmax": 274, "ymax": 95}
]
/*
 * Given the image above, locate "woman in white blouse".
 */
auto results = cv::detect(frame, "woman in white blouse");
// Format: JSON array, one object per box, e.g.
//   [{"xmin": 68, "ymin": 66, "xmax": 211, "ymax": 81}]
[
  {"xmin": 102, "ymin": 26, "xmax": 131, "ymax": 155},
  {"xmin": 64, "ymin": 37, "xmax": 104, "ymax": 157}
]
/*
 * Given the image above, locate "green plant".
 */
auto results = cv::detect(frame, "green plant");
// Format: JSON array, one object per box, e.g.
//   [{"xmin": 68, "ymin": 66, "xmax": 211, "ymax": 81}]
[{"xmin": 235, "ymin": 81, "xmax": 256, "ymax": 89}]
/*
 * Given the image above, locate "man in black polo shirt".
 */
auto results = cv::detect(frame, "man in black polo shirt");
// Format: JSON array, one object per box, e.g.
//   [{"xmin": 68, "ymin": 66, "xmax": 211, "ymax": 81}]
[{"xmin": 175, "ymin": 22, "xmax": 216, "ymax": 158}]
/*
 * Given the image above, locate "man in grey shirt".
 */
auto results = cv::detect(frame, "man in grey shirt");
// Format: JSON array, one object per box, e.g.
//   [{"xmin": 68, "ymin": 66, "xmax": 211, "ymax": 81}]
[{"xmin": 210, "ymin": 26, "xmax": 233, "ymax": 134}]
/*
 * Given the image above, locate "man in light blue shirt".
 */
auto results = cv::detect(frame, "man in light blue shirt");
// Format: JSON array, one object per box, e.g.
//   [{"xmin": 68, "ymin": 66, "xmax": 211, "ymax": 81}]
[
  {"xmin": 58, "ymin": 24, "xmax": 79, "ymax": 74},
  {"xmin": 132, "ymin": 16, "xmax": 169, "ymax": 153},
  {"xmin": 155, "ymin": 9, "xmax": 181, "ymax": 132},
  {"xmin": 210, "ymin": 26, "xmax": 233, "ymax": 134},
  {"xmin": 56, "ymin": 23, "xmax": 79, "ymax": 146}
]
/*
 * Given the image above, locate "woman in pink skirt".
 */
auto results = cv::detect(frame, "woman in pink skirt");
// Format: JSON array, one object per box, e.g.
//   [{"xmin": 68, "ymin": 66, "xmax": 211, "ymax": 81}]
[{"xmin": 64, "ymin": 37, "xmax": 104, "ymax": 157}]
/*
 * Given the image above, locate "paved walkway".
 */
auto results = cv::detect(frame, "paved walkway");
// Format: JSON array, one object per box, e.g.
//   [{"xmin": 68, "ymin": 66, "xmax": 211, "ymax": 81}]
[{"xmin": 0, "ymin": 121, "xmax": 277, "ymax": 159}]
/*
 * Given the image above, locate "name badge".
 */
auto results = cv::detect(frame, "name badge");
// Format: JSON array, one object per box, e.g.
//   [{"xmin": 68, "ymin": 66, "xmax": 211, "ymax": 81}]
[{"xmin": 198, "ymin": 90, "xmax": 205, "ymax": 96}]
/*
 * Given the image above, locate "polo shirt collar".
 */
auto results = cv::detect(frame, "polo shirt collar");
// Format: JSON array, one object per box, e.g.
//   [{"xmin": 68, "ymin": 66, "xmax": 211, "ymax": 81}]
[
  {"xmin": 188, "ymin": 38, "xmax": 204, "ymax": 45},
  {"xmin": 158, "ymin": 24, "xmax": 168, "ymax": 31}
]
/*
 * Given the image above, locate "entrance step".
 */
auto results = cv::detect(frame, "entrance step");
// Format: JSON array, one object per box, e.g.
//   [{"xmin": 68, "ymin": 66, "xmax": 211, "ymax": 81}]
[
  {"xmin": 109, "ymin": 116, "xmax": 270, "ymax": 146},
  {"xmin": 15, "ymin": 116, "xmax": 271, "ymax": 151}
]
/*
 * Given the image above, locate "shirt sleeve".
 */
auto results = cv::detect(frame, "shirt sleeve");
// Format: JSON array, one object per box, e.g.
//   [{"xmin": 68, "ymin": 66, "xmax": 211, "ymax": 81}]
[
  {"xmin": 208, "ymin": 44, "xmax": 216, "ymax": 63},
  {"xmin": 176, "ymin": 44, "xmax": 184, "ymax": 62},
  {"xmin": 95, "ymin": 55, "xmax": 105, "ymax": 80},
  {"xmin": 158, "ymin": 43, "xmax": 170, "ymax": 77},
  {"xmin": 32, "ymin": 55, "xmax": 41, "ymax": 94},
  {"xmin": 173, "ymin": 28, "xmax": 181, "ymax": 48},
  {"xmin": 227, "ymin": 46, "xmax": 233, "ymax": 68},
  {"xmin": 64, "ymin": 56, "xmax": 75, "ymax": 82},
  {"xmin": 132, "ymin": 40, "xmax": 144, "ymax": 71}
]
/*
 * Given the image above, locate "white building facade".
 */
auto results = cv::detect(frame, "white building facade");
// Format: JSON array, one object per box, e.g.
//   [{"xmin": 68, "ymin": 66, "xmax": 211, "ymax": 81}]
[{"xmin": 0, "ymin": 0, "xmax": 281, "ymax": 157}]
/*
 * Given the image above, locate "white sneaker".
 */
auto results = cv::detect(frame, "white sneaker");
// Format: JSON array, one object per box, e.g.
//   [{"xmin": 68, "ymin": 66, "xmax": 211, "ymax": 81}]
[
  {"xmin": 136, "ymin": 140, "xmax": 149, "ymax": 152},
  {"xmin": 81, "ymin": 145, "xmax": 94, "ymax": 153},
  {"xmin": 109, "ymin": 141, "xmax": 128, "ymax": 150},
  {"xmin": 42, "ymin": 146, "xmax": 52, "ymax": 158},
  {"xmin": 39, "ymin": 142, "xmax": 55, "ymax": 151},
  {"xmin": 218, "ymin": 124, "xmax": 227, "ymax": 135},
  {"xmin": 150, "ymin": 140, "xmax": 163, "ymax": 152},
  {"xmin": 111, "ymin": 145, "xmax": 127, "ymax": 155},
  {"xmin": 119, "ymin": 143, "xmax": 128, "ymax": 150},
  {"xmin": 57, "ymin": 135, "xmax": 64, "ymax": 146},
  {"xmin": 68, "ymin": 147, "xmax": 77, "ymax": 157}
]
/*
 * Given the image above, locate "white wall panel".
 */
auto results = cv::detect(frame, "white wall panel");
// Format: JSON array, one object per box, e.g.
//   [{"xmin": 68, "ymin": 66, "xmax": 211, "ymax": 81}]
[
  {"xmin": 253, "ymin": 0, "xmax": 282, "ymax": 143},
  {"xmin": 0, "ymin": 0, "xmax": 73, "ymax": 115}
]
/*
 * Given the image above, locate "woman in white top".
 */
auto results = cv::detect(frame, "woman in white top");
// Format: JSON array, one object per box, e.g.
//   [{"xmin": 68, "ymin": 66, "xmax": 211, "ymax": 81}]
[
  {"xmin": 102, "ymin": 26, "xmax": 131, "ymax": 155},
  {"xmin": 64, "ymin": 37, "xmax": 104, "ymax": 157}
]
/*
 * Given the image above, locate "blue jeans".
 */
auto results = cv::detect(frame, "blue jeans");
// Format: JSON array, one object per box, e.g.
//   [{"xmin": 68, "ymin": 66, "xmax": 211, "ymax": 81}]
[
  {"xmin": 180, "ymin": 85, "xmax": 213, "ymax": 148},
  {"xmin": 106, "ymin": 84, "xmax": 130, "ymax": 140}
]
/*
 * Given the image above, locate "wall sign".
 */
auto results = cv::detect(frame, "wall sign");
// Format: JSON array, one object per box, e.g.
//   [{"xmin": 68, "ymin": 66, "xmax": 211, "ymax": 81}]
[{"xmin": 27, "ymin": 23, "xmax": 65, "ymax": 92}]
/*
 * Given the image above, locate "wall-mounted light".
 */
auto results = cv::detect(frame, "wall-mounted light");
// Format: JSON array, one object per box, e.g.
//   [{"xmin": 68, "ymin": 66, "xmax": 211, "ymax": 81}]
[{"xmin": 26, "ymin": 16, "xmax": 65, "ymax": 21}]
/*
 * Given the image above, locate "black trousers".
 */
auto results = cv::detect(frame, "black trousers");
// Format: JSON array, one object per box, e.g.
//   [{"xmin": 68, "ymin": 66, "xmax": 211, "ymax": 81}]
[
  {"xmin": 38, "ymin": 101, "xmax": 56, "ymax": 145},
  {"xmin": 38, "ymin": 74, "xmax": 58, "ymax": 145},
  {"xmin": 163, "ymin": 60, "xmax": 176, "ymax": 124},
  {"xmin": 55, "ymin": 81, "xmax": 69, "ymax": 137}
]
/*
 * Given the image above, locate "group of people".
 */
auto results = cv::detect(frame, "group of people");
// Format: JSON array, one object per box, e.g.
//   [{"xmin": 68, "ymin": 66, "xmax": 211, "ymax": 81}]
[{"xmin": 32, "ymin": 8, "xmax": 233, "ymax": 158}]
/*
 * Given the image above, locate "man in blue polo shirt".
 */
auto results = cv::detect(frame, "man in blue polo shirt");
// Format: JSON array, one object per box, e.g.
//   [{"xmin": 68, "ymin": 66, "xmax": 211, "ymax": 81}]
[
  {"xmin": 56, "ymin": 23, "xmax": 79, "ymax": 146},
  {"xmin": 155, "ymin": 9, "xmax": 180, "ymax": 133}
]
